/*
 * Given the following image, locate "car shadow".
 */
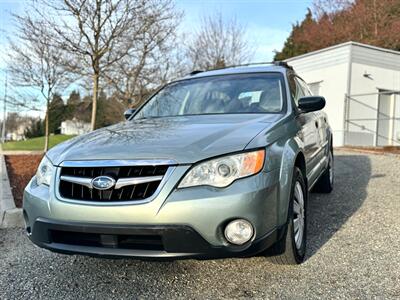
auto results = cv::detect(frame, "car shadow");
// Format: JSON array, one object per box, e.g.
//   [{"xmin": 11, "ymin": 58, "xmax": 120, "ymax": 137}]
[{"xmin": 306, "ymin": 153, "xmax": 372, "ymax": 259}]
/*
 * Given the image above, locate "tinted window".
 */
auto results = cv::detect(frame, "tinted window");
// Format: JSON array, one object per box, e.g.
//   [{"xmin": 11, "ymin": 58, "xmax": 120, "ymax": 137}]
[
  {"xmin": 296, "ymin": 77, "xmax": 312, "ymax": 96},
  {"xmin": 288, "ymin": 75, "xmax": 297, "ymax": 101},
  {"xmin": 134, "ymin": 73, "xmax": 285, "ymax": 119},
  {"xmin": 289, "ymin": 75, "xmax": 304, "ymax": 107}
]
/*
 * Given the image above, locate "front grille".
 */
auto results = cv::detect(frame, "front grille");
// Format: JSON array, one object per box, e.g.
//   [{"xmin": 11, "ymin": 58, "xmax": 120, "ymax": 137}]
[
  {"xmin": 50, "ymin": 230, "xmax": 164, "ymax": 251},
  {"xmin": 59, "ymin": 165, "xmax": 169, "ymax": 202}
]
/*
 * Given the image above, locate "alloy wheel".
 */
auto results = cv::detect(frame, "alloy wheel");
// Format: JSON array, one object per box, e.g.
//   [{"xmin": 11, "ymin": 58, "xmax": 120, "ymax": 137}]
[
  {"xmin": 329, "ymin": 152, "xmax": 334, "ymax": 185},
  {"xmin": 293, "ymin": 181, "xmax": 305, "ymax": 250}
]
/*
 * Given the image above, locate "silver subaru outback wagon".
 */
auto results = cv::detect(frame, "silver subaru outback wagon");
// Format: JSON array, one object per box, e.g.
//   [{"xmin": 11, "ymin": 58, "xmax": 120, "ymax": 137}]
[{"xmin": 23, "ymin": 62, "xmax": 333, "ymax": 264}]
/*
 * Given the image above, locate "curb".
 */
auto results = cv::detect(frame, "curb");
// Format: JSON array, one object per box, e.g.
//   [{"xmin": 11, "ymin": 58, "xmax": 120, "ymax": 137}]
[
  {"xmin": 1, "ymin": 208, "xmax": 24, "ymax": 228},
  {"xmin": 1, "ymin": 150, "xmax": 44, "ymax": 155},
  {"xmin": 0, "ymin": 147, "xmax": 24, "ymax": 228}
]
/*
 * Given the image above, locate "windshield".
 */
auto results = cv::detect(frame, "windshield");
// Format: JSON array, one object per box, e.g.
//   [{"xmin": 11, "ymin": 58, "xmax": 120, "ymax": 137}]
[{"xmin": 134, "ymin": 73, "xmax": 285, "ymax": 119}]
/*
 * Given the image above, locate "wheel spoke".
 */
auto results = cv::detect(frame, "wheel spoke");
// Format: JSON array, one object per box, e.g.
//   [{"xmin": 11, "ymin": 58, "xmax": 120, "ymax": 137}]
[
  {"xmin": 295, "ymin": 183, "xmax": 304, "ymax": 206},
  {"xmin": 295, "ymin": 230, "xmax": 300, "ymax": 244},
  {"xmin": 293, "ymin": 218, "xmax": 300, "ymax": 232},
  {"xmin": 293, "ymin": 201, "xmax": 301, "ymax": 214},
  {"xmin": 293, "ymin": 180, "xmax": 305, "ymax": 250},
  {"xmin": 297, "ymin": 222, "xmax": 303, "ymax": 246}
]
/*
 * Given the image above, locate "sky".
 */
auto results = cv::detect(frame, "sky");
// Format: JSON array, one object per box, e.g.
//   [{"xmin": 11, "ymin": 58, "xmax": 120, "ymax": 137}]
[{"xmin": 0, "ymin": 0, "xmax": 313, "ymax": 119}]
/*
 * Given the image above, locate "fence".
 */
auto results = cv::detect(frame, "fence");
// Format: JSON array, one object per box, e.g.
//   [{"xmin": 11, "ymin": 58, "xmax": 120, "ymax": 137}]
[{"xmin": 344, "ymin": 90, "xmax": 400, "ymax": 147}]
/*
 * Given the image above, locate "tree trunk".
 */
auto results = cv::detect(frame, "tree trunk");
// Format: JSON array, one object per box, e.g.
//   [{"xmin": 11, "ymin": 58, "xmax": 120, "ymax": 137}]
[
  {"xmin": 373, "ymin": 0, "xmax": 378, "ymax": 37},
  {"xmin": 44, "ymin": 101, "xmax": 49, "ymax": 152},
  {"xmin": 91, "ymin": 72, "xmax": 99, "ymax": 131}
]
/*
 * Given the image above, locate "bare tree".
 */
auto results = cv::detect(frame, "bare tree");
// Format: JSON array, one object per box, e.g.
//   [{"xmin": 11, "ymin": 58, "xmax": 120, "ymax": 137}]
[
  {"xmin": 7, "ymin": 17, "xmax": 69, "ymax": 151},
  {"xmin": 187, "ymin": 13, "xmax": 253, "ymax": 71},
  {"xmin": 29, "ymin": 0, "xmax": 180, "ymax": 130},
  {"xmin": 312, "ymin": 0, "xmax": 352, "ymax": 18},
  {"xmin": 102, "ymin": 0, "xmax": 183, "ymax": 107}
]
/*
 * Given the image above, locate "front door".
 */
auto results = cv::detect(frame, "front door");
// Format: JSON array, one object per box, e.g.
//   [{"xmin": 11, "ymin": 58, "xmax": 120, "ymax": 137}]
[{"xmin": 376, "ymin": 92, "xmax": 395, "ymax": 146}]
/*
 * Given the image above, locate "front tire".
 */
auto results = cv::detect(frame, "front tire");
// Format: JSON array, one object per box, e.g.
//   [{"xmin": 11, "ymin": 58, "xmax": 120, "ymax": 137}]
[{"xmin": 268, "ymin": 167, "xmax": 307, "ymax": 265}]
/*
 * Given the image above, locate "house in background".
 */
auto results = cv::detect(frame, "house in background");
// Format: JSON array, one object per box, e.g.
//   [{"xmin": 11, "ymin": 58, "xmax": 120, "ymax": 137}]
[
  {"xmin": 5, "ymin": 118, "xmax": 34, "ymax": 141},
  {"xmin": 60, "ymin": 118, "xmax": 91, "ymax": 135},
  {"xmin": 286, "ymin": 41, "xmax": 400, "ymax": 147}
]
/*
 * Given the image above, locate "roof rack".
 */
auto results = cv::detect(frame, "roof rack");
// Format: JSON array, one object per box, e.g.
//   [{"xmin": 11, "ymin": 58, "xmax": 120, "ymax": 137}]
[
  {"xmin": 189, "ymin": 70, "xmax": 204, "ymax": 75},
  {"xmin": 188, "ymin": 61, "xmax": 293, "ymax": 76}
]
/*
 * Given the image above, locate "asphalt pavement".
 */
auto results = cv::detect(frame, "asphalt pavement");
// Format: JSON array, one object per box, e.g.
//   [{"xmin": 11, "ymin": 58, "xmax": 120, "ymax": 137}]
[{"xmin": 0, "ymin": 150, "xmax": 399, "ymax": 299}]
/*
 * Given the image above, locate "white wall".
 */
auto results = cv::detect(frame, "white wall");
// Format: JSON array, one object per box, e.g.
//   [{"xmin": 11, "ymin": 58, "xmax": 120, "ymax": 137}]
[
  {"xmin": 394, "ymin": 94, "xmax": 400, "ymax": 145},
  {"xmin": 348, "ymin": 45, "xmax": 400, "ymax": 146},
  {"xmin": 61, "ymin": 121, "xmax": 91, "ymax": 136},
  {"xmin": 286, "ymin": 42, "xmax": 400, "ymax": 147},
  {"xmin": 286, "ymin": 44, "xmax": 351, "ymax": 146}
]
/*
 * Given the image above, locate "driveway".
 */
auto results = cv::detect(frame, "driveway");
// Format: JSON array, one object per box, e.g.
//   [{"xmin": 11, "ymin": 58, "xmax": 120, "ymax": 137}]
[{"xmin": 0, "ymin": 150, "xmax": 399, "ymax": 299}]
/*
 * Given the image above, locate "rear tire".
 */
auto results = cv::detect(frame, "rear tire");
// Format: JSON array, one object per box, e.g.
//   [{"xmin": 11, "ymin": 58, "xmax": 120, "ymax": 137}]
[
  {"xmin": 313, "ymin": 149, "xmax": 334, "ymax": 193},
  {"xmin": 267, "ymin": 167, "xmax": 307, "ymax": 265}
]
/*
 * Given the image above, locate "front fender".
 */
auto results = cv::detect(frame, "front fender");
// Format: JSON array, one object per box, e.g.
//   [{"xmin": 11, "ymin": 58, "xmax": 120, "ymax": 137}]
[
  {"xmin": 276, "ymin": 136, "xmax": 305, "ymax": 226},
  {"xmin": 245, "ymin": 116, "xmax": 305, "ymax": 227}
]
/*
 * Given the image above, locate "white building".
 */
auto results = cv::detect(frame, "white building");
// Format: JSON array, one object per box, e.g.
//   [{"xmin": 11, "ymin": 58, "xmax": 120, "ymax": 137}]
[
  {"xmin": 5, "ymin": 119, "xmax": 34, "ymax": 141},
  {"xmin": 286, "ymin": 41, "xmax": 400, "ymax": 147},
  {"xmin": 61, "ymin": 118, "xmax": 91, "ymax": 136}
]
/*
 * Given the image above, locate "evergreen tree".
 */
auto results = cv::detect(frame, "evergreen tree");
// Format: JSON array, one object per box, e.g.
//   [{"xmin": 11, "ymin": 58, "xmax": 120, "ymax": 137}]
[
  {"xmin": 96, "ymin": 92, "xmax": 124, "ymax": 128},
  {"xmin": 25, "ymin": 119, "xmax": 44, "ymax": 138},
  {"xmin": 274, "ymin": 9, "xmax": 316, "ymax": 61},
  {"xmin": 48, "ymin": 93, "xmax": 65, "ymax": 133},
  {"xmin": 65, "ymin": 90, "xmax": 81, "ymax": 120}
]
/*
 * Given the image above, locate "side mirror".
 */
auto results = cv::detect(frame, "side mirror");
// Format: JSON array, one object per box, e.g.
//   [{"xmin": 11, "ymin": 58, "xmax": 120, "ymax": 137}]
[
  {"xmin": 298, "ymin": 96, "xmax": 325, "ymax": 113},
  {"xmin": 124, "ymin": 108, "xmax": 136, "ymax": 120}
]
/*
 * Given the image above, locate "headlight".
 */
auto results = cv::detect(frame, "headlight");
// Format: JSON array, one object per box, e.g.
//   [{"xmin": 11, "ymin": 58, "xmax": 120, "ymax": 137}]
[
  {"xmin": 36, "ymin": 156, "xmax": 54, "ymax": 186},
  {"xmin": 178, "ymin": 149, "xmax": 265, "ymax": 188}
]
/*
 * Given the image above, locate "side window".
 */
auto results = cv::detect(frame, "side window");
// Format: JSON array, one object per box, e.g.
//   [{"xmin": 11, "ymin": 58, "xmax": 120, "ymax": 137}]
[
  {"xmin": 296, "ymin": 77, "xmax": 312, "ymax": 97},
  {"xmin": 290, "ymin": 76, "xmax": 305, "ymax": 107},
  {"xmin": 288, "ymin": 75, "xmax": 297, "ymax": 102}
]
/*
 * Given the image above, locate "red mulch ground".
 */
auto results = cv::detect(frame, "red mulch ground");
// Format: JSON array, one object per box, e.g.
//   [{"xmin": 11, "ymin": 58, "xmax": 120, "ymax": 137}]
[{"xmin": 5, "ymin": 155, "xmax": 43, "ymax": 208}]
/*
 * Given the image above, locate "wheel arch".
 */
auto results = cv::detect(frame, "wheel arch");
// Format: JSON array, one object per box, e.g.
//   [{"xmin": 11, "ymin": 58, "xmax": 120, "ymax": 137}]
[
  {"xmin": 294, "ymin": 152, "xmax": 307, "ymax": 189},
  {"xmin": 270, "ymin": 138, "xmax": 307, "ymax": 257},
  {"xmin": 277, "ymin": 137, "xmax": 306, "ymax": 227}
]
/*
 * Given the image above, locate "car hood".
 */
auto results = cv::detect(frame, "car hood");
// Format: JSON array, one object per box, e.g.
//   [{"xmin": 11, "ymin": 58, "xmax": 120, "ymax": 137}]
[{"xmin": 48, "ymin": 114, "xmax": 281, "ymax": 165}]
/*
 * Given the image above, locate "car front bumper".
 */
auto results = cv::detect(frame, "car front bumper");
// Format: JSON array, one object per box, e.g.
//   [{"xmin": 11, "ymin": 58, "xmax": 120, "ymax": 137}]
[
  {"xmin": 23, "ymin": 166, "xmax": 281, "ymax": 259},
  {"xmin": 27, "ymin": 218, "xmax": 281, "ymax": 259}
]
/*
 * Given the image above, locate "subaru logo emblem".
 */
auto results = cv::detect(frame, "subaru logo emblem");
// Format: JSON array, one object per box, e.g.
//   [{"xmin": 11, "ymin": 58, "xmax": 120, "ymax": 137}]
[{"xmin": 91, "ymin": 176, "xmax": 116, "ymax": 190}]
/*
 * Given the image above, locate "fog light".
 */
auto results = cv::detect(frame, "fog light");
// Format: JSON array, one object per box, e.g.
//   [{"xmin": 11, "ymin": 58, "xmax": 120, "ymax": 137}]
[{"xmin": 224, "ymin": 219, "xmax": 254, "ymax": 245}]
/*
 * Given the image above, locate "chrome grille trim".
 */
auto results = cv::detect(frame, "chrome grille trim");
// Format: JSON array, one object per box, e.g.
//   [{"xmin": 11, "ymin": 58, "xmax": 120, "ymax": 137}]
[
  {"xmin": 59, "ymin": 176, "xmax": 93, "ymax": 189},
  {"xmin": 59, "ymin": 175, "xmax": 164, "ymax": 190},
  {"xmin": 59, "ymin": 159, "xmax": 177, "ymax": 167},
  {"xmin": 114, "ymin": 176, "xmax": 164, "ymax": 189},
  {"xmin": 55, "ymin": 160, "xmax": 176, "ymax": 206}
]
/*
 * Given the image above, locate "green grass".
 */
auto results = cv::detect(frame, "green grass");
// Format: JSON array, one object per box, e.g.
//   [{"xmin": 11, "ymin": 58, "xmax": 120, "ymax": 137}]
[{"xmin": 2, "ymin": 135, "xmax": 75, "ymax": 151}]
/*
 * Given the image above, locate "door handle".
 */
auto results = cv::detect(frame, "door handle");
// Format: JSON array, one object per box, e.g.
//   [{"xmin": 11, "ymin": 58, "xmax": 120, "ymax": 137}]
[{"xmin": 315, "ymin": 121, "xmax": 319, "ymax": 128}]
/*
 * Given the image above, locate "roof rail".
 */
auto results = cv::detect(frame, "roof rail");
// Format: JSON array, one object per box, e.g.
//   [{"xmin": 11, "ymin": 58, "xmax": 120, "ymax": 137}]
[
  {"xmin": 273, "ymin": 61, "xmax": 293, "ymax": 69},
  {"xmin": 188, "ymin": 61, "xmax": 293, "ymax": 76},
  {"xmin": 189, "ymin": 70, "xmax": 204, "ymax": 75}
]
